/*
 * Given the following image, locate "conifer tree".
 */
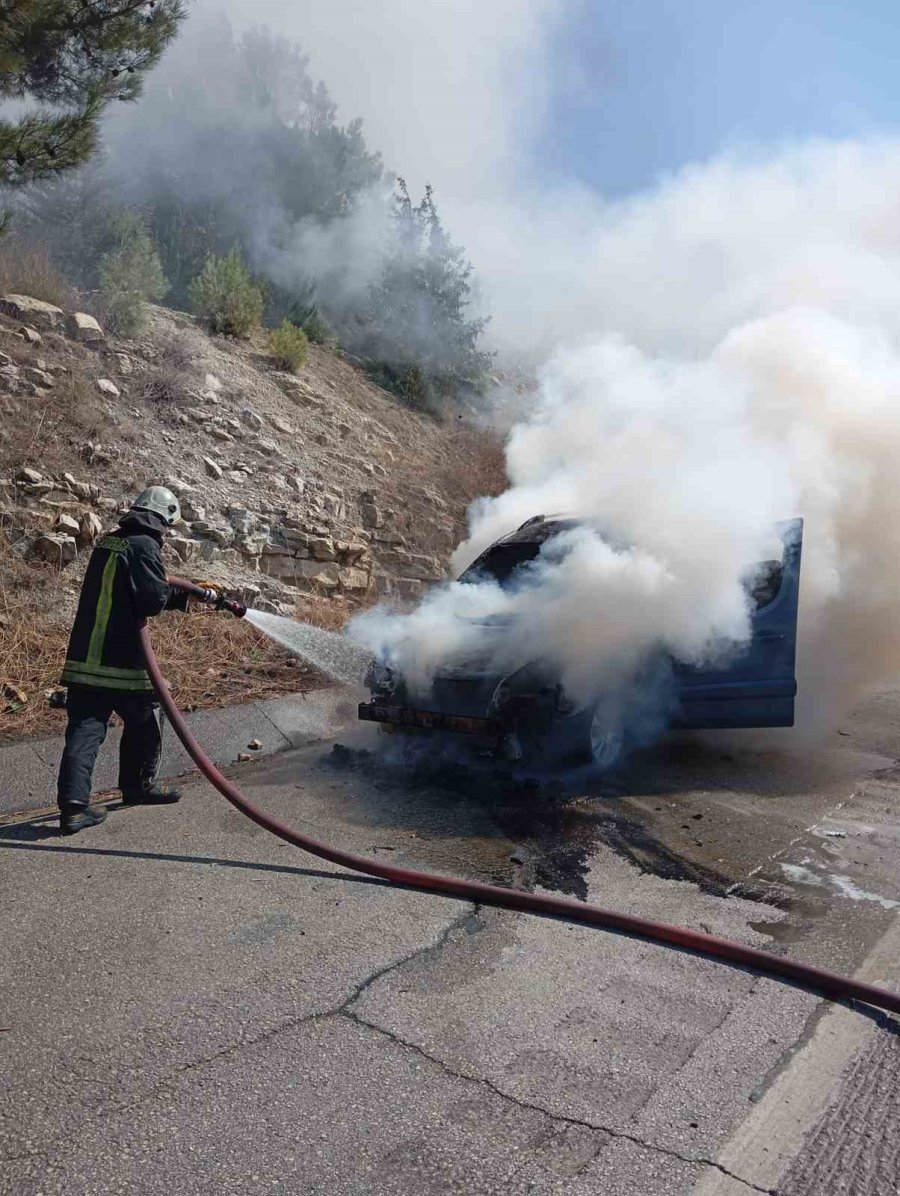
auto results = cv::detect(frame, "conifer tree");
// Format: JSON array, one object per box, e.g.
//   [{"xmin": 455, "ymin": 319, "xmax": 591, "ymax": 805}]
[
  {"xmin": 0, "ymin": 0, "xmax": 183, "ymax": 185},
  {"xmin": 361, "ymin": 180, "xmax": 493, "ymax": 406}
]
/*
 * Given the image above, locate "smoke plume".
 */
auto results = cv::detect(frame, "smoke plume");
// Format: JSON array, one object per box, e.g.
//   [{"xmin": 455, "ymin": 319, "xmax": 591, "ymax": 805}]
[
  {"xmin": 353, "ymin": 140, "xmax": 900, "ymax": 738},
  {"xmin": 98, "ymin": 3, "xmax": 900, "ymax": 735}
]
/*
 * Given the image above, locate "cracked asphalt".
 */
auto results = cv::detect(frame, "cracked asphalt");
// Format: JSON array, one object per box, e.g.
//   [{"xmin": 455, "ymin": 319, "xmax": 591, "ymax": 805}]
[{"xmin": 3, "ymin": 691, "xmax": 900, "ymax": 1195}]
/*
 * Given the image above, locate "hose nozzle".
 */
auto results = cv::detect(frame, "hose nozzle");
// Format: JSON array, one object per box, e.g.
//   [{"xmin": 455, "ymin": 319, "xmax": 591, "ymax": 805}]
[{"xmin": 215, "ymin": 594, "xmax": 247, "ymax": 619}]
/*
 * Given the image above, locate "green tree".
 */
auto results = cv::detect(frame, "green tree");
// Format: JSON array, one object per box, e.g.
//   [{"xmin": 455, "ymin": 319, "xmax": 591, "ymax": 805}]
[
  {"xmin": 99, "ymin": 211, "xmax": 167, "ymax": 334},
  {"xmin": 268, "ymin": 319, "xmax": 309, "ymax": 373},
  {"xmin": 0, "ymin": 0, "xmax": 184, "ymax": 186},
  {"xmin": 358, "ymin": 180, "xmax": 493, "ymax": 408},
  {"xmin": 189, "ymin": 249, "xmax": 264, "ymax": 337}
]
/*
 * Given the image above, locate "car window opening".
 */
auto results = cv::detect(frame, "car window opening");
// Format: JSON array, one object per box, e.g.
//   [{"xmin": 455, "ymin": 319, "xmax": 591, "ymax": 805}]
[
  {"xmin": 461, "ymin": 542, "xmax": 543, "ymax": 585},
  {"xmin": 747, "ymin": 559, "xmax": 783, "ymax": 609}
]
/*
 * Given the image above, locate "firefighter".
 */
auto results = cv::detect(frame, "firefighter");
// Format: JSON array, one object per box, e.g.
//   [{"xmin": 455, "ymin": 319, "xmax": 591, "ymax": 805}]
[{"xmin": 57, "ymin": 485, "xmax": 190, "ymax": 835}]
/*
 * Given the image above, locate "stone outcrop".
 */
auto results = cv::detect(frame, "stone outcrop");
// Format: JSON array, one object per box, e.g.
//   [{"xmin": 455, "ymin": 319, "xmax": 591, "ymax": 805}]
[
  {"xmin": 67, "ymin": 312, "xmax": 104, "ymax": 343},
  {"xmin": 0, "ymin": 295, "xmax": 64, "ymax": 329},
  {"xmin": 34, "ymin": 533, "xmax": 77, "ymax": 565}
]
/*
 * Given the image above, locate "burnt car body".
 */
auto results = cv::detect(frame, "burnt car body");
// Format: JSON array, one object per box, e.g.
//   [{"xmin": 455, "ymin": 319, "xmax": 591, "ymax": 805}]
[{"xmin": 359, "ymin": 515, "xmax": 803, "ymax": 767}]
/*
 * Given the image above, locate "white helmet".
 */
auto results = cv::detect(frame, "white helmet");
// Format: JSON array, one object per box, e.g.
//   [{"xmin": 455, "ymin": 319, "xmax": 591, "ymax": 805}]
[{"xmin": 131, "ymin": 485, "xmax": 181, "ymax": 527}]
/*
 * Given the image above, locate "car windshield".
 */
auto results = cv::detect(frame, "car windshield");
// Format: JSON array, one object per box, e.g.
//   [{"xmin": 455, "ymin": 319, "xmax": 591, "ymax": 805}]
[{"xmin": 460, "ymin": 542, "xmax": 543, "ymax": 585}]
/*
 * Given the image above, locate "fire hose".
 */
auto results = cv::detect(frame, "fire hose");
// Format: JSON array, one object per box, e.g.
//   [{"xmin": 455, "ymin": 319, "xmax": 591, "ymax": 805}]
[{"xmin": 141, "ymin": 578, "xmax": 900, "ymax": 1019}]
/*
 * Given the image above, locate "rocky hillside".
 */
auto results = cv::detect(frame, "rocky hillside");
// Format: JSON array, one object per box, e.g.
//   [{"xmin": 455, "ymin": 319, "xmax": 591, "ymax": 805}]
[{"xmin": 0, "ymin": 293, "xmax": 505, "ymax": 619}]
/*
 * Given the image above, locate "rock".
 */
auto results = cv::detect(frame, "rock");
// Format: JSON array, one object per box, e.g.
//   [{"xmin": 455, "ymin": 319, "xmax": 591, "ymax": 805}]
[
  {"xmin": 241, "ymin": 408, "xmax": 264, "ymax": 431},
  {"xmin": 210, "ymin": 426, "xmax": 233, "ymax": 443},
  {"xmin": 205, "ymin": 373, "xmax": 222, "ymax": 392},
  {"xmin": 62, "ymin": 473, "xmax": 91, "ymax": 500},
  {"xmin": 228, "ymin": 508, "xmax": 257, "ymax": 535},
  {"xmin": 78, "ymin": 511, "xmax": 104, "ymax": 546},
  {"xmin": 34, "ymin": 532, "xmax": 77, "ymax": 566},
  {"xmin": 169, "ymin": 536, "xmax": 198, "ymax": 562},
  {"xmin": 256, "ymin": 437, "xmax": 279, "ymax": 456},
  {"xmin": 248, "ymin": 738, "xmax": 262, "ymax": 751},
  {"xmin": 309, "ymin": 536, "xmax": 337, "ymax": 562},
  {"xmin": 0, "ymin": 295, "xmax": 64, "ymax": 329},
  {"xmin": 339, "ymin": 566, "xmax": 371, "ymax": 592},
  {"xmin": 23, "ymin": 366, "xmax": 54, "ymax": 389},
  {"xmin": 361, "ymin": 503, "xmax": 383, "ymax": 529},
  {"xmin": 297, "ymin": 559, "xmax": 340, "ymax": 586},
  {"xmin": 342, "ymin": 541, "xmax": 368, "ymax": 565},
  {"xmin": 181, "ymin": 498, "xmax": 206, "ymax": 522},
  {"xmin": 55, "ymin": 512, "xmax": 81, "ymax": 536},
  {"xmin": 20, "ymin": 326, "xmax": 42, "ymax": 345},
  {"xmin": 96, "ymin": 378, "xmax": 120, "ymax": 398},
  {"xmin": 0, "ymin": 351, "xmax": 11, "ymax": 367},
  {"xmin": 203, "ymin": 456, "xmax": 223, "ymax": 479},
  {"xmin": 114, "ymin": 353, "xmax": 133, "ymax": 375},
  {"xmin": 226, "ymin": 470, "xmax": 250, "ymax": 483},
  {"xmin": 266, "ymin": 414, "xmax": 294, "ymax": 435},
  {"xmin": 287, "ymin": 476, "xmax": 305, "ymax": 495},
  {"xmin": 337, "ymin": 422, "xmax": 352, "ymax": 439},
  {"xmin": 67, "ymin": 312, "xmax": 104, "ymax": 343},
  {"xmin": 161, "ymin": 476, "xmax": 195, "ymax": 497},
  {"xmin": 237, "ymin": 752, "xmax": 253, "ymax": 763},
  {"xmin": 322, "ymin": 493, "xmax": 346, "ymax": 519},
  {"xmin": 206, "ymin": 528, "xmax": 235, "ymax": 547},
  {"xmin": 16, "ymin": 467, "xmax": 43, "ymax": 485}
]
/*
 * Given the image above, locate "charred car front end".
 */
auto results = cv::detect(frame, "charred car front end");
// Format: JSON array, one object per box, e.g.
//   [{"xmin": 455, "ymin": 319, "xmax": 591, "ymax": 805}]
[{"xmin": 358, "ymin": 515, "xmax": 803, "ymax": 767}]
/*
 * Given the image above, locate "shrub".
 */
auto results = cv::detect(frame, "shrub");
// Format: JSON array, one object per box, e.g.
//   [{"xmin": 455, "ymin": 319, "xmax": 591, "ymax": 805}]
[
  {"xmin": 297, "ymin": 306, "xmax": 330, "ymax": 345},
  {"xmin": 189, "ymin": 249, "xmax": 264, "ymax": 337},
  {"xmin": 0, "ymin": 237, "xmax": 77, "ymax": 308},
  {"xmin": 98, "ymin": 213, "xmax": 168, "ymax": 335},
  {"xmin": 268, "ymin": 319, "xmax": 309, "ymax": 373}
]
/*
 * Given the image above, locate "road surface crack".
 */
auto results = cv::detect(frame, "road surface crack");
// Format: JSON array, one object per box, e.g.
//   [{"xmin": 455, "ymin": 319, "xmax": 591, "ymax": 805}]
[
  {"xmin": 0, "ymin": 902, "xmax": 478, "ymax": 1167},
  {"xmin": 342, "ymin": 1007, "xmax": 772, "ymax": 1193}
]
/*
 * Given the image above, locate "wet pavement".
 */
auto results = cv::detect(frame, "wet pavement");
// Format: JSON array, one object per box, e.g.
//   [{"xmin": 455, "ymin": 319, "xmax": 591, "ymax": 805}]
[{"xmin": 2, "ymin": 688, "xmax": 900, "ymax": 1193}]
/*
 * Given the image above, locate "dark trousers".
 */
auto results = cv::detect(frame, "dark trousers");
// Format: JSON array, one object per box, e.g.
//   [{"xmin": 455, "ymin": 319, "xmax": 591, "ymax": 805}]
[{"xmin": 57, "ymin": 685, "xmax": 162, "ymax": 810}]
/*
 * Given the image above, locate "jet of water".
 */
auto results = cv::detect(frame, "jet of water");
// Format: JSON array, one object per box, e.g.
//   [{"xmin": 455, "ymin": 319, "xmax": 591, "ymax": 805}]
[{"xmin": 245, "ymin": 609, "xmax": 374, "ymax": 686}]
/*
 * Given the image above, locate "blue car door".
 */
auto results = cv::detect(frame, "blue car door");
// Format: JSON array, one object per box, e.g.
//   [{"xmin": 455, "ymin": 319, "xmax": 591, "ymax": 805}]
[{"xmin": 673, "ymin": 518, "xmax": 803, "ymax": 729}]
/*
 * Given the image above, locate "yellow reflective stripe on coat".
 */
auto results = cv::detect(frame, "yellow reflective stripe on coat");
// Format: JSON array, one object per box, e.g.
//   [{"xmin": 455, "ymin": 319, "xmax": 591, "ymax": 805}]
[
  {"xmin": 61, "ymin": 665, "xmax": 153, "ymax": 692},
  {"xmin": 63, "ymin": 659, "xmax": 149, "ymax": 680},
  {"xmin": 86, "ymin": 552, "xmax": 118, "ymax": 667}
]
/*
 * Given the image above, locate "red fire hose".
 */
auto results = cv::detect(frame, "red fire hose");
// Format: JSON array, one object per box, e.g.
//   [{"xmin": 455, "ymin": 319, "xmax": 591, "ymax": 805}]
[{"xmin": 141, "ymin": 591, "xmax": 900, "ymax": 1019}]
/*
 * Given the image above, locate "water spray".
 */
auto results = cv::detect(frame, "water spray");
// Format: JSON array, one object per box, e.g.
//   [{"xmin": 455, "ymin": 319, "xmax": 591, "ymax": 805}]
[{"xmin": 136, "ymin": 580, "xmax": 900, "ymax": 1020}]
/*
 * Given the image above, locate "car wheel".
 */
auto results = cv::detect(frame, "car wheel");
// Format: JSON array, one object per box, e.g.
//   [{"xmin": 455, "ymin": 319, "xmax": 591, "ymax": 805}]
[{"xmin": 588, "ymin": 703, "xmax": 625, "ymax": 770}]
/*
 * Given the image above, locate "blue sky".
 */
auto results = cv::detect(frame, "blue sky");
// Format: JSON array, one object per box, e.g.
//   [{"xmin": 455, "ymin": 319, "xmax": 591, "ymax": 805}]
[{"xmin": 543, "ymin": 0, "xmax": 900, "ymax": 193}]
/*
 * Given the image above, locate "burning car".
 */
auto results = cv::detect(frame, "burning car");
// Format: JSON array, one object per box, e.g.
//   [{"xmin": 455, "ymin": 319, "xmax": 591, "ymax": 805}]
[{"xmin": 358, "ymin": 515, "xmax": 803, "ymax": 768}]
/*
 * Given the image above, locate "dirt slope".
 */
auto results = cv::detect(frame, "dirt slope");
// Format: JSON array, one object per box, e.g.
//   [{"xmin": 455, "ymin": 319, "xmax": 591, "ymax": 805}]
[{"xmin": 0, "ymin": 295, "xmax": 505, "ymax": 739}]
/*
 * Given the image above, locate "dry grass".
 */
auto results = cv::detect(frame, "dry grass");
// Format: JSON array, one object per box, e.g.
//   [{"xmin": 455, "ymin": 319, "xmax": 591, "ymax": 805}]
[
  {"xmin": 149, "ymin": 606, "xmax": 327, "ymax": 713},
  {"xmin": 440, "ymin": 427, "xmax": 508, "ymax": 509},
  {"xmin": 0, "ymin": 561, "xmax": 332, "ymax": 743},
  {"xmin": 0, "ymin": 365, "xmax": 106, "ymax": 478},
  {"xmin": 0, "ymin": 239, "xmax": 78, "ymax": 310},
  {"xmin": 134, "ymin": 361, "xmax": 185, "ymax": 405},
  {"xmin": 293, "ymin": 592, "xmax": 375, "ymax": 629}
]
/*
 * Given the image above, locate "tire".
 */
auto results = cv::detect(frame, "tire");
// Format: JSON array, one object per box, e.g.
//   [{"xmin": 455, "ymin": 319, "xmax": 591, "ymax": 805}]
[
  {"xmin": 588, "ymin": 704, "xmax": 625, "ymax": 769},
  {"xmin": 545, "ymin": 701, "xmax": 624, "ymax": 770}
]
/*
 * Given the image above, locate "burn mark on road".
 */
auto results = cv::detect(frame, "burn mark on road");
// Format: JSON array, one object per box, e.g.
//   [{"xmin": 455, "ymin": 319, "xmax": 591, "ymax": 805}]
[{"xmin": 325, "ymin": 742, "xmax": 765, "ymax": 905}]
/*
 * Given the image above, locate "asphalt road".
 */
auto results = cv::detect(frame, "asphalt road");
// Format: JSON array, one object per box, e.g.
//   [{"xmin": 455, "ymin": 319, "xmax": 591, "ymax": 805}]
[{"xmin": 2, "ymin": 690, "xmax": 900, "ymax": 1195}]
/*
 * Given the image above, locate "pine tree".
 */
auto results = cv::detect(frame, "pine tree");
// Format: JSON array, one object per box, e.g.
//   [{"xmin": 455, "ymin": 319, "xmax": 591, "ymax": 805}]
[
  {"xmin": 0, "ymin": 0, "xmax": 183, "ymax": 185},
  {"xmin": 360, "ymin": 180, "xmax": 493, "ymax": 408}
]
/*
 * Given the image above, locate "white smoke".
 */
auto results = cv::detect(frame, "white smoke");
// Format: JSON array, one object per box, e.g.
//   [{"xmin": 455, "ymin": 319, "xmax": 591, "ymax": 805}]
[
  {"xmin": 102, "ymin": 2, "xmax": 900, "ymax": 735},
  {"xmin": 353, "ymin": 140, "xmax": 900, "ymax": 737}
]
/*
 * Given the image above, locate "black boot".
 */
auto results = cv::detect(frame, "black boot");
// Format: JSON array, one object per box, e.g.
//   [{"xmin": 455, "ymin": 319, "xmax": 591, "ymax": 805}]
[
  {"xmin": 122, "ymin": 786, "xmax": 182, "ymax": 806},
  {"xmin": 60, "ymin": 805, "xmax": 107, "ymax": 835}
]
